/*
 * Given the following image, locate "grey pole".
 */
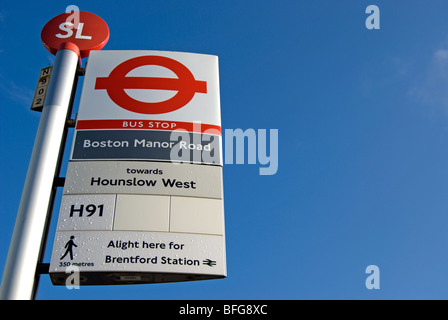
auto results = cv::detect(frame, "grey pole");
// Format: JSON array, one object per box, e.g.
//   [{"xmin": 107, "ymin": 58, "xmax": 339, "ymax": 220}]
[{"xmin": 0, "ymin": 46, "xmax": 79, "ymax": 300}]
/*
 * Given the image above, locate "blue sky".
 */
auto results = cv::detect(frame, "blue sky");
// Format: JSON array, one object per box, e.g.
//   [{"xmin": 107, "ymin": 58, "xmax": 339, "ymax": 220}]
[{"xmin": 2, "ymin": 0, "xmax": 448, "ymax": 300}]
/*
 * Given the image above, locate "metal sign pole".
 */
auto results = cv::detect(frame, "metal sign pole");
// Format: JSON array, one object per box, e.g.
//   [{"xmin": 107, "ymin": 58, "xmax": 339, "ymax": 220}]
[
  {"xmin": 0, "ymin": 46, "xmax": 79, "ymax": 300},
  {"xmin": 31, "ymin": 69, "xmax": 80, "ymax": 300}
]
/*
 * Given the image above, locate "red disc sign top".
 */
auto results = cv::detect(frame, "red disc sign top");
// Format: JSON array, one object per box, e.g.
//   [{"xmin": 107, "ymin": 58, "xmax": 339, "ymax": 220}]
[
  {"xmin": 95, "ymin": 56, "xmax": 207, "ymax": 114},
  {"xmin": 41, "ymin": 11, "xmax": 109, "ymax": 58}
]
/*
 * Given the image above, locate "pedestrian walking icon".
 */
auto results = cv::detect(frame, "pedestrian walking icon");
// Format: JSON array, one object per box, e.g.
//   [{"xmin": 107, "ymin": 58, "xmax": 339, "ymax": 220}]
[{"xmin": 60, "ymin": 236, "xmax": 77, "ymax": 260}]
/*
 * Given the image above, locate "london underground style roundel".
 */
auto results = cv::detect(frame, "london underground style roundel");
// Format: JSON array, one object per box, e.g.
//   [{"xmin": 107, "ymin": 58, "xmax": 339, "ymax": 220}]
[
  {"xmin": 76, "ymin": 50, "xmax": 221, "ymax": 127},
  {"xmin": 94, "ymin": 55, "xmax": 207, "ymax": 115}
]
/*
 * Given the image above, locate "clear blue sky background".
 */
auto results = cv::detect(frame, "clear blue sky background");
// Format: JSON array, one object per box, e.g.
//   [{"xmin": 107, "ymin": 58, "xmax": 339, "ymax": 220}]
[{"xmin": 2, "ymin": 0, "xmax": 448, "ymax": 300}]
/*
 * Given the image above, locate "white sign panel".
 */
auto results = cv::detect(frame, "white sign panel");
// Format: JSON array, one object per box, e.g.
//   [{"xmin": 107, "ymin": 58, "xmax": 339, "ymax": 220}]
[
  {"xmin": 50, "ymin": 232, "xmax": 225, "ymax": 284},
  {"xmin": 49, "ymin": 51, "xmax": 225, "ymax": 286},
  {"xmin": 77, "ymin": 50, "xmax": 221, "ymax": 125},
  {"xmin": 63, "ymin": 161, "xmax": 223, "ymax": 198}
]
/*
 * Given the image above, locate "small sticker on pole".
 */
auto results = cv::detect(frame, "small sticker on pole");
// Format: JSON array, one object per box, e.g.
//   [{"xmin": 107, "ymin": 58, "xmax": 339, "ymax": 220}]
[{"xmin": 31, "ymin": 66, "xmax": 53, "ymax": 111}]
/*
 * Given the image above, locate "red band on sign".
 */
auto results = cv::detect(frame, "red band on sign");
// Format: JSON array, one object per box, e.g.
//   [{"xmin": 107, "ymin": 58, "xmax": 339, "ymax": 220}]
[
  {"xmin": 57, "ymin": 42, "xmax": 81, "ymax": 58},
  {"xmin": 76, "ymin": 119, "xmax": 222, "ymax": 135}
]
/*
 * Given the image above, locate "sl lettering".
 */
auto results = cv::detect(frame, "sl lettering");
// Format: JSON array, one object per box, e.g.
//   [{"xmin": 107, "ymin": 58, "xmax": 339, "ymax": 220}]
[
  {"xmin": 365, "ymin": 5, "xmax": 380, "ymax": 30},
  {"xmin": 365, "ymin": 265, "xmax": 380, "ymax": 290},
  {"xmin": 56, "ymin": 22, "xmax": 92, "ymax": 40}
]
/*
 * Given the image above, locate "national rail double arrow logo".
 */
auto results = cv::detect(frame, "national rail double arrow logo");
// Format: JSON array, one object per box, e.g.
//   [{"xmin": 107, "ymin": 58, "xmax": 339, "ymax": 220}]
[{"xmin": 95, "ymin": 55, "xmax": 207, "ymax": 114}]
